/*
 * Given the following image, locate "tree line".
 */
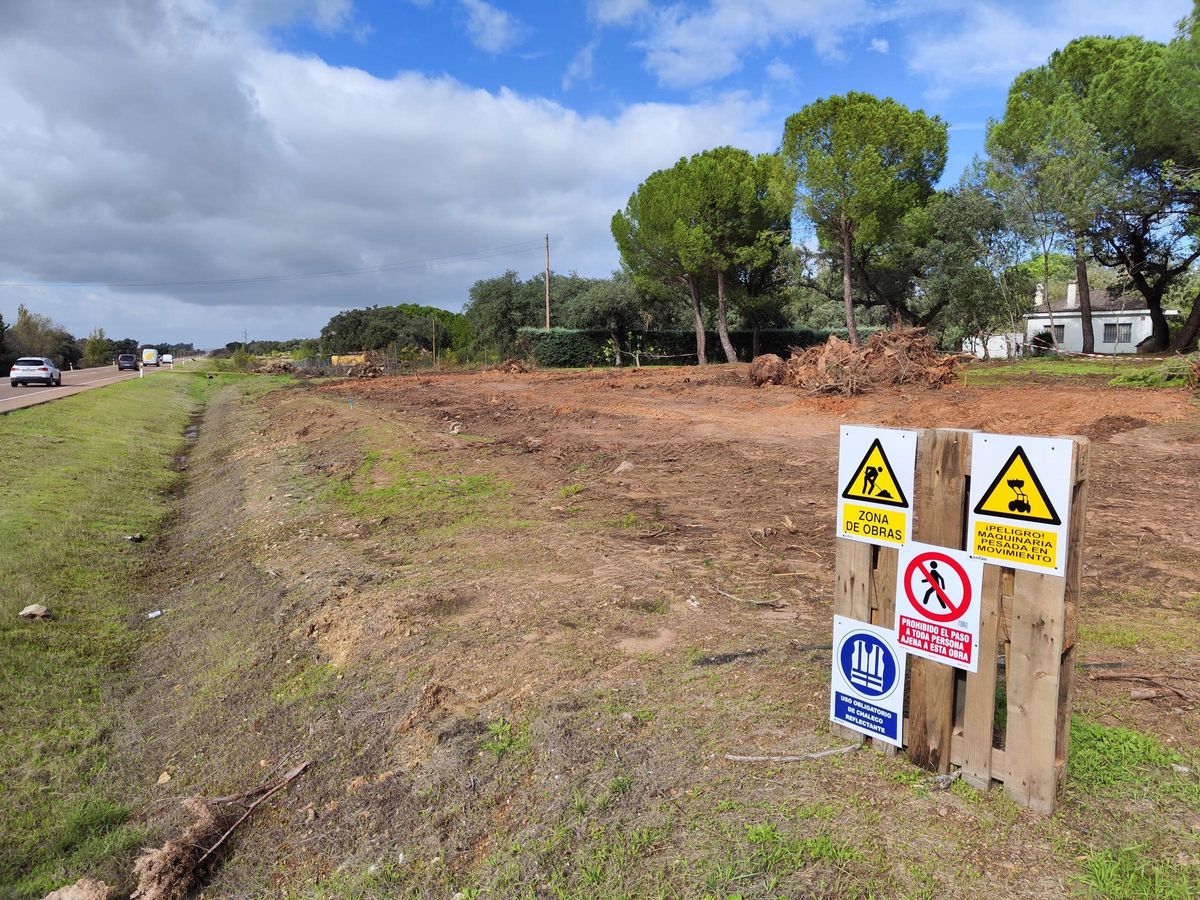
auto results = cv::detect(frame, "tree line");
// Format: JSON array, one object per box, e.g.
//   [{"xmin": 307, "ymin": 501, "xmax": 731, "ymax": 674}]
[
  {"xmin": 0, "ymin": 304, "xmax": 193, "ymax": 370},
  {"xmin": 461, "ymin": 10, "xmax": 1198, "ymax": 360}
]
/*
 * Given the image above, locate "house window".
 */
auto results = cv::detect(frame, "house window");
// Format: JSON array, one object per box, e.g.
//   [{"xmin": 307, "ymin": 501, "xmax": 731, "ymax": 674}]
[
  {"xmin": 1053, "ymin": 325, "xmax": 1065, "ymax": 343},
  {"xmin": 1103, "ymin": 322, "xmax": 1132, "ymax": 344}
]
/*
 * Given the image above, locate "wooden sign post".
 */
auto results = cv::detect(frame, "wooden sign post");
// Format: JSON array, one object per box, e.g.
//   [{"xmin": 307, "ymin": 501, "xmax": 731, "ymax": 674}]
[{"xmin": 831, "ymin": 428, "xmax": 1089, "ymax": 813}]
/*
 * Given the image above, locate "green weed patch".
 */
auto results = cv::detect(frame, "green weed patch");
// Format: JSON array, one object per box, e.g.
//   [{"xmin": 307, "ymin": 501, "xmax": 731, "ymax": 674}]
[
  {"xmin": 0, "ymin": 374, "xmax": 219, "ymax": 895},
  {"xmin": 330, "ymin": 448, "xmax": 508, "ymax": 532}
]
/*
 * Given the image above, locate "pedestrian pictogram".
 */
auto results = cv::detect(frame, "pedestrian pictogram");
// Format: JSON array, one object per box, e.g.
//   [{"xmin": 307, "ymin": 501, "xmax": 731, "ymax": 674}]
[
  {"xmin": 836, "ymin": 427, "xmax": 917, "ymax": 548},
  {"xmin": 973, "ymin": 446, "xmax": 1060, "ymax": 525},
  {"xmin": 841, "ymin": 438, "xmax": 908, "ymax": 508},
  {"xmin": 968, "ymin": 434, "xmax": 1072, "ymax": 575},
  {"xmin": 894, "ymin": 543, "xmax": 983, "ymax": 672},
  {"xmin": 830, "ymin": 616, "xmax": 906, "ymax": 746}
]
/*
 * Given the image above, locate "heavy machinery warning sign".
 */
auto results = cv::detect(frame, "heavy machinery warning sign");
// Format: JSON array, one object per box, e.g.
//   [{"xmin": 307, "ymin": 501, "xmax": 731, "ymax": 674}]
[
  {"xmin": 968, "ymin": 434, "xmax": 1072, "ymax": 575},
  {"xmin": 837, "ymin": 426, "xmax": 917, "ymax": 548}
]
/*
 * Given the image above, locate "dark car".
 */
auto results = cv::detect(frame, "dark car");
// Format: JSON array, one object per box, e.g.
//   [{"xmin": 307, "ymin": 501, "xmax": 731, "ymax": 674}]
[{"xmin": 117, "ymin": 354, "xmax": 139, "ymax": 371}]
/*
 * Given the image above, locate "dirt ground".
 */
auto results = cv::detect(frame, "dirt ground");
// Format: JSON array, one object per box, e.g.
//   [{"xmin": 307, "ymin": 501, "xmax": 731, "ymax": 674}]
[{"xmin": 116, "ymin": 364, "xmax": 1200, "ymax": 898}]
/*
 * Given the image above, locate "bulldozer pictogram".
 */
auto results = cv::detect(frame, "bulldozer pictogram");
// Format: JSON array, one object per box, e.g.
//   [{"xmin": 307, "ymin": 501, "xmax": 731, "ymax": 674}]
[{"xmin": 1006, "ymin": 479, "xmax": 1031, "ymax": 514}]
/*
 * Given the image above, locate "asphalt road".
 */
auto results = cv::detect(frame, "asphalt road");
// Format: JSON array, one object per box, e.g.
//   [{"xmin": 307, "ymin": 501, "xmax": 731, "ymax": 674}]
[{"xmin": 0, "ymin": 364, "xmax": 171, "ymax": 414}]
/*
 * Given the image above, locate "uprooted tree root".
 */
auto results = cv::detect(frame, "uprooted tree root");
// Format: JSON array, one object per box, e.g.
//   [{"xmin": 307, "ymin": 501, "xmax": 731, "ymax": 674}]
[
  {"xmin": 750, "ymin": 327, "xmax": 961, "ymax": 395},
  {"xmin": 63, "ymin": 762, "xmax": 313, "ymax": 900},
  {"xmin": 130, "ymin": 798, "xmax": 226, "ymax": 900}
]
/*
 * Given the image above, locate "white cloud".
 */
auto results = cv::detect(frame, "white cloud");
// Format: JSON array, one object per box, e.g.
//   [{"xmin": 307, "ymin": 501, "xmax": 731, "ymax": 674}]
[
  {"xmin": 0, "ymin": 0, "xmax": 774, "ymax": 345},
  {"xmin": 868, "ymin": 37, "xmax": 889, "ymax": 53},
  {"xmin": 563, "ymin": 41, "xmax": 598, "ymax": 89},
  {"xmin": 906, "ymin": 0, "xmax": 1187, "ymax": 93},
  {"xmin": 458, "ymin": 0, "xmax": 523, "ymax": 54},
  {"xmin": 765, "ymin": 58, "xmax": 796, "ymax": 83},
  {"xmin": 591, "ymin": 0, "xmax": 651, "ymax": 26},
  {"xmin": 635, "ymin": 0, "xmax": 878, "ymax": 88}
]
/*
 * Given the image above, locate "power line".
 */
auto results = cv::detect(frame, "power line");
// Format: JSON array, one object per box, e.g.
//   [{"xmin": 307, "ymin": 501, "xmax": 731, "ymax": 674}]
[{"xmin": 0, "ymin": 239, "xmax": 545, "ymax": 289}]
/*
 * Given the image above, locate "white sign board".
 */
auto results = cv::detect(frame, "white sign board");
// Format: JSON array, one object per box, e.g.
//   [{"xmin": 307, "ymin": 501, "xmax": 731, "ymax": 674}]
[
  {"xmin": 830, "ymin": 615, "xmax": 907, "ymax": 747},
  {"xmin": 894, "ymin": 542, "xmax": 984, "ymax": 672},
  {"xmin": 836, "ymin": 426, "xmax": 917, "ymax": 549},
  {"xmin": 968, "ymin": 433, "xmax": 1073, "ymax": 576}
]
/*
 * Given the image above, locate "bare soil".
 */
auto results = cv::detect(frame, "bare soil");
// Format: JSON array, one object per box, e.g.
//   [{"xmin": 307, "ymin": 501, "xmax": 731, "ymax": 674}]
[{"xmin": 116, "ymin": 366, "xmax": 1200, "ymax": 898}]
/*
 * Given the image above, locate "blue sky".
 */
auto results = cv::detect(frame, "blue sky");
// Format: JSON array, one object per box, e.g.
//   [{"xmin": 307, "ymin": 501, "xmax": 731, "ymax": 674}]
[{"xmin": 0, "ymin": 0, "xmax": 1189, "ymax": 345}]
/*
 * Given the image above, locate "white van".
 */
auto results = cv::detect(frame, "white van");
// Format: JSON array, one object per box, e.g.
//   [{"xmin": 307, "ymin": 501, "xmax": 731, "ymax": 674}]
[
  {"xmin": 142, "ymin": 348, "xmax": 160, "ymax": 367},
  {"xmin": 161, "ymin": 354, "xmax": 174, "ymax": 365}
]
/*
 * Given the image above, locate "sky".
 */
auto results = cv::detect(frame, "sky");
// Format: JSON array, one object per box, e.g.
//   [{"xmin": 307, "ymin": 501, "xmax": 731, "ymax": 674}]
[{"xmin": 0, "ymin": 0, "xmax": 1190, "ymax": 347}]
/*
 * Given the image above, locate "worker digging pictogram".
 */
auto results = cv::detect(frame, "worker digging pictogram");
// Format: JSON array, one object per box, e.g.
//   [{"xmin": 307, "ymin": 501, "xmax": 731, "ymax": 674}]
[{"xmin": 841, "ymin": 437, "xmax": 908, "ymax": 508}]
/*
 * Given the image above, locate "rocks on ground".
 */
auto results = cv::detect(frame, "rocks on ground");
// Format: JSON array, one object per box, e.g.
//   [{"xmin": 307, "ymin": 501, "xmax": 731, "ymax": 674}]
[
  {"xmin": 41, "ymin": 878, "xmax": 115, "ymax": 900},
  {"xmin": 19, "ymin": 604, "xmax": 50, "ymax": 619}
]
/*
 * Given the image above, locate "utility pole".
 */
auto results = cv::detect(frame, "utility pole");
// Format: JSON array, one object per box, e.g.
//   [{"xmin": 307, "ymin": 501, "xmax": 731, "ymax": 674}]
[
  {"xmin": 431, "ymin": 317, "xmax": 437, "ymax": 370},
  {"xmin": 544, "ymin": 233, "xmax": 551, "ymax": 330}
]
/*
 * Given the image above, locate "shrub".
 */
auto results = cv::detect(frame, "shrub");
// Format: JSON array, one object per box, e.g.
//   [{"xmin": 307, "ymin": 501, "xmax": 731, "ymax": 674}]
[{"xmin": 517, "ymin": 327, "xmax": 871, "ymax": 368}]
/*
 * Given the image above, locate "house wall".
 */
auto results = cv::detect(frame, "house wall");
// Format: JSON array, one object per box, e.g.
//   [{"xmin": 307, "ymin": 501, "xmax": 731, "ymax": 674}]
[
  {"xmin": 962, "ymin": 333, "xmax": 1023, "ymax": 359},
  {"xmin": 1024, "ymin": 313, "xmax": 1156, "ymax": 354}
]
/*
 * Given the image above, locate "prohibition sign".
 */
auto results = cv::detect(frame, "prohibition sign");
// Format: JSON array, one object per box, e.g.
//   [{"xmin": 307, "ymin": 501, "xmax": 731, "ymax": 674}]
[{"xmin": 903, "ymin": 551, "xmax": 971, "ymax": 624}]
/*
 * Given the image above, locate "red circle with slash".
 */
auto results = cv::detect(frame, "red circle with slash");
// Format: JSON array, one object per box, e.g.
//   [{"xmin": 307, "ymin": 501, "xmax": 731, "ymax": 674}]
[{"xmin": 903, "ymin": 551, "xmax": 971, "ymax": 623}]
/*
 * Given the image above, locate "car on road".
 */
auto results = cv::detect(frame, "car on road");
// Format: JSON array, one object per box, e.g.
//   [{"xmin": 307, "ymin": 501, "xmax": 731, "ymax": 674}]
[
  {"xmin": 161, "ymin": 354, "xmax": 174, "ymax": 365},
  {"xmin": 117, "ymin": 353, "xmax": 139, "ymax": 371},
  {"xmin": 142, "ymin": 348, "xmax": 160, "ymax": 367},
  {"xmin": 10, "ymin": 357, "xmax": 62, "ymax": 387}
]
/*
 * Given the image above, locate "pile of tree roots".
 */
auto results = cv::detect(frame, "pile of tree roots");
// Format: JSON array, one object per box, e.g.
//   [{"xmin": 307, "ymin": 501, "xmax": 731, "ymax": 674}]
[{"xmin": 749, "ymin": 327, "xmax": 960, "ymax": 395}]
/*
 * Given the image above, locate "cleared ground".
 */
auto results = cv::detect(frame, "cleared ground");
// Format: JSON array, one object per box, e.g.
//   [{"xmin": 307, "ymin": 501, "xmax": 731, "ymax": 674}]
[{"xmin": 9, "ymin": 363, "xmax": 1200, "ymax": 897}]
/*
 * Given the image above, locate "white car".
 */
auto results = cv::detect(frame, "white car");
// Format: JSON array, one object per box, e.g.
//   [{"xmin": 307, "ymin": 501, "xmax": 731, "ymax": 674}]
[
  {"xmin": 10, "ymin": 357, "xmax": 62, "ymax": 387},
  {"xmin": 162, "ymin": 354, "xmax": 174, "ymax": 365}
]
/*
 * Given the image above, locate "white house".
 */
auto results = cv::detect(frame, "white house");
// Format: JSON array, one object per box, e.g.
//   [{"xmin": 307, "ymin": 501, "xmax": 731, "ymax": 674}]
[
  {"xmin": 1024, "ymin": 283, "xmax": 1177, "ymax": 354},
  {"xmin": 962, "ymin": 333, "xmax": 1024, "ymax": 359}
]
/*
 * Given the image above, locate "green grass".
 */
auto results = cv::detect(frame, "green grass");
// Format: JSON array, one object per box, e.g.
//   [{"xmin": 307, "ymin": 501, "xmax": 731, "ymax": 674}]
[
  {"xmin": 1067, "ymin": 719, "xmax": 1200, "ymax": 898},
  {"xmin": 1075, "ymin": 847, "xmax": 1200, "ymax": 898},
  {"xmin": 481, "ymin": 716, "xmax": 530, "ymax": 760},
  {"xmin": 1068, "ymin": 717, "xmax": 1183, "ymax": 794},
  {"xmin": 0, "ymin": 373, "xmax": 226, "ymax": 895},
  {"xmin": 329, "ymin": 447, "xmax": 509, "ymax": 533},
  {"xmin": 962, "ymin": 357, "xmax": 1162, "ymax": 385},
  {"xmin": 272, "ymin": 661, "xmax": 339, "ymax": 704},
  {"xmin": 1109, "ymin": 354, "xmax": 1198, "ymax": 388},
  {"xmin": 1079, "ymin": 620, "xmax": 1196, "ymax": 652}
]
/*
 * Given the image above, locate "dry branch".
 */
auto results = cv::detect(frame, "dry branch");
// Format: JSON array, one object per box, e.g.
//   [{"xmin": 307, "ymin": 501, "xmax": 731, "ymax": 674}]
[{"xmin": 725, "ymin": 745, "xmax": 861, "ymax": 763}]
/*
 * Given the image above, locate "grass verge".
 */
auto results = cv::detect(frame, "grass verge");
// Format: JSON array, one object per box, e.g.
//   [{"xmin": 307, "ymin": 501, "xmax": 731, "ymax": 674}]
[{"xmin": 0, "ymin": 372, "xmax": 262, "ymax": 896}]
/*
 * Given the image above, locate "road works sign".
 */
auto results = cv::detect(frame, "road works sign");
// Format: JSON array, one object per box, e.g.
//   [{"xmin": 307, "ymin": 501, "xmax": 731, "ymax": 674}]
[
  {"xmin": 837, "ymin": 426, "xmax": 917, "ymax": 548},
  {"xmin": 830, "ymin": 616, "xmax": 907, "ymax": 746},
  {"xmin": 968, "ymin": 434, "xmax": 1072, "ymax": 576},
  {"xmin": 895, "ymin": 543, "xmax": 984, "ymax": 672}
]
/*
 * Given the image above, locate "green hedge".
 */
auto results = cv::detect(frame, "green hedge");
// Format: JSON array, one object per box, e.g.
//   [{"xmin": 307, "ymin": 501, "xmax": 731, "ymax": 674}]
[{"xmin": 517, "ymin": 327, "xmax": 873, "ymax": 368}]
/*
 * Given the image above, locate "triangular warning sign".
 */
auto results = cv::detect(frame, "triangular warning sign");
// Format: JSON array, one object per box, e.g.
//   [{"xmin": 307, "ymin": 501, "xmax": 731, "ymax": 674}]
[
  {"xmin": 841, "ymin": 438, "xmax": 908, "ymax": 508},
  {"xmin": 973, "ymin": 446, "xmax": 1061, "ymax": 525}
]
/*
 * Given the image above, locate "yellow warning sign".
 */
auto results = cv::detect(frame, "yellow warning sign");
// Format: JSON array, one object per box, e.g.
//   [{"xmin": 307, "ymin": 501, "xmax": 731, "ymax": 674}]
[
  {"xmin": 972, "ymin": 521, "xmax": 1058, "ymax": 569},
  {"xmin": 972, "ymin": 447, "xmax": 1061, "ymax": 525},
  {"xmin": 842, "ymin": 502, "xmax": 906, "ymax": 546},
  {"xmin": 841, "ymin": 438, "xmax": 908, "ymax": 509}
]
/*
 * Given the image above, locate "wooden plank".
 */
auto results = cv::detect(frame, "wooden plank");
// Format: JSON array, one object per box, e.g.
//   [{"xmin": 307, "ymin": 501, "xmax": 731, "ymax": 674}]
[
  {"xmin": 1056, "ymin": 440, "xmax": 1089, "ymax": 791},
  {"xmin": 832, "ymin": 537, "xmax": 874, "ymax": 743},
  {"xmin": 1004, "ymin": 568, "xmax": 1066, "ymax": 813},
  {"xmin": 959, "ymin": 563, "xmax": 1003, "ymax": 788},
  {"xmin": 906, "ymin": 429, "xmax": 970, "ymax": 774},
  {"xmin": 870, "ymin": 545, "xmax": 900, "ymax": 755},
  {"xmin": 871, "ymin": 546, "xmax": 899, "ymax": 626},
  {"xmin": 1061, "ymin": 440, "xmax": 1090, "ymax": 653},
  {"xmin": 835, "ymin": 538, "xmax": 874, "ymax": 622}
]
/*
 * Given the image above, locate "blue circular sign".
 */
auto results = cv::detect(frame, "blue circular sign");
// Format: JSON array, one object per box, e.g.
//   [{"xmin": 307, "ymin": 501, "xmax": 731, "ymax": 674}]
[{"xmin": 837, "ymin": 631, "xmax": 898, "ymax": 699}]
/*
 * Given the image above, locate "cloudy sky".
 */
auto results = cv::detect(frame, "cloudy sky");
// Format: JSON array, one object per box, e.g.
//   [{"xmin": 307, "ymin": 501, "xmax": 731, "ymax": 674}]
[{"xmin": 0, "ymin": 0, "xmax": 1188, "ymax": 346}]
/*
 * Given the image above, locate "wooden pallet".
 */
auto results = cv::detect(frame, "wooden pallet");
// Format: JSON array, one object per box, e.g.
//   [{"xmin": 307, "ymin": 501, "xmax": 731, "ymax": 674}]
[{"xmin": 831, "ymin": 428, "xmax": 1089, "ymax": 813}]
